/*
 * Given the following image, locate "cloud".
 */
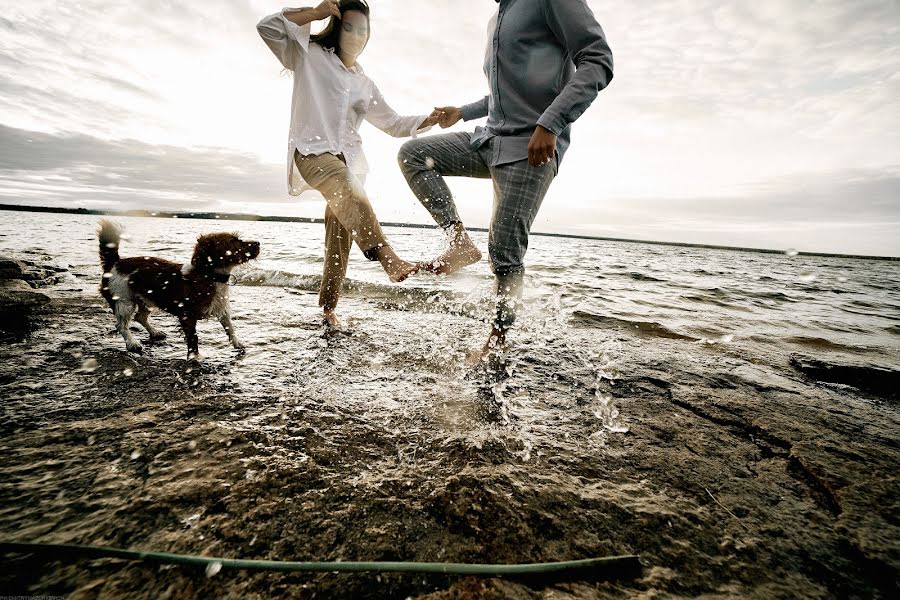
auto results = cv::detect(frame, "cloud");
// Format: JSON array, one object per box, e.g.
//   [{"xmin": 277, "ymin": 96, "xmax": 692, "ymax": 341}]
[
  {"xmin": 0, "ymin": 0, "xmax": 897, "ymax": 255},
  {"xmin": 0, "ymin": 123, "xmax": 298, "ymax": 210}
]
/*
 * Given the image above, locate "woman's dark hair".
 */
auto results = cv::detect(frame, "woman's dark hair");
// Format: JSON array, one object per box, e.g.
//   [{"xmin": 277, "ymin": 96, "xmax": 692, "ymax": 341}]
[{"xmin": 310, "ymin": 0, "xmax": 370, "ymax": 54}]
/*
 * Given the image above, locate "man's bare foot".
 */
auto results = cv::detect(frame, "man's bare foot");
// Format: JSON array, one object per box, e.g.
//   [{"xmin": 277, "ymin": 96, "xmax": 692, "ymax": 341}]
[
  {"xmin": 323, "ymin": 310, "xmax": 339, "ymax": 327},
  {"xmin": 466, "ymin": 326, "xmax": 507, "ymax": 366},
  {"xmin": 423, "ymin": 223, "xmax": 481, "ymax": 276}
]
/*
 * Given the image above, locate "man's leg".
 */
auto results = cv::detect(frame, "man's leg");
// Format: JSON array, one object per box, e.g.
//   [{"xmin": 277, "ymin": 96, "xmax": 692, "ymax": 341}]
[
  {"xmin": 398, "ymin": 133, "xmax": 491, "ymax": 274},
  {"xmin": 485, "ymin": 159, "xmax": 556, "ymax": 350},
  {"xmin": 319, "ymin": 204, "xmax": 352, "ymax": 325}
]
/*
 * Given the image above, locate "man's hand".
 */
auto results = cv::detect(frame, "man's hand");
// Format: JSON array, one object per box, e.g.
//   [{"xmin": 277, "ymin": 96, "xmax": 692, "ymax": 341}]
[
  {"xmin": 432, "ymin": 106, "xmax": 462, "ymax": 129},
  {"xmin": 528, "ymin": 126, "xmax": 557, "ymax": 167},
  {"xmin": 314, "ymin": 0, "xmax": 340, "ymax": 20}
]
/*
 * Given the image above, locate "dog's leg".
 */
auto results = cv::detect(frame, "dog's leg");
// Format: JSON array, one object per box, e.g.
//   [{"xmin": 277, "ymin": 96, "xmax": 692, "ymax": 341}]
[
  {"xmin": 219, "ymin": 307, "xmax": 245, "ymax": 350},
  {"xmin": 134, "ymin": 304, "xmax": 166, "ymax": 342},
  {"xmin": 181, "ymin": 316, "xmax": 200, "ymax": 361},
  {"xmin": 115, "ymin": 300, "xmax": 142, "ymax": 353},
  {"xmin": 135, "ymin": 304, "xmax": 167, "ymax": 341}
]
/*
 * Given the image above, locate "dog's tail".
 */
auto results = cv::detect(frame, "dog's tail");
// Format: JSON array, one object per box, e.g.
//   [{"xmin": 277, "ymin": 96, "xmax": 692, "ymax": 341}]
[{"xmin": 98, "ymin": 219, "xmax": 122, "ymax": 273}]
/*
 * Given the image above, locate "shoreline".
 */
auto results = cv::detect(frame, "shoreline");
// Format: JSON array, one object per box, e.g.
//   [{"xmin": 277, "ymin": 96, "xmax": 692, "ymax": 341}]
[{"xmin": 2, "ymin": 202, "xmax": 897, "ymax": 262}]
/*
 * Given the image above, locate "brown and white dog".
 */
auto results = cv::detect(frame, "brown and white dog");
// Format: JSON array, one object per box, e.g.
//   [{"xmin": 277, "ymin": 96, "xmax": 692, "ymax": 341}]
[{"xmin": 98, "ymin": 219, "xmax": 260, "ymax": 359}]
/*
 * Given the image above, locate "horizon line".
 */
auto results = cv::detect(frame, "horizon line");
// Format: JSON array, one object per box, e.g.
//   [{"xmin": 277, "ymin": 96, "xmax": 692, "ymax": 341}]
[{"xmin": 1, "ymin": 203, "xmax": 897, "ymax": 261}]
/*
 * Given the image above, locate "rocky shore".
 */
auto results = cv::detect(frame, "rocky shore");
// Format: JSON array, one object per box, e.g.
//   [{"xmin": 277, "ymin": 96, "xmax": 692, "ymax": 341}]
[{"xmin": 0, "ymin": 252, "xmax": 898, "ymax": 599}]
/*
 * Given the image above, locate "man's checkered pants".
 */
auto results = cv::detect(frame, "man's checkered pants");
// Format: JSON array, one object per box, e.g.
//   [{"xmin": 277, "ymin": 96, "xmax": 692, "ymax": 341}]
[{"xmin": 399, "ymin": 132, "xmax": 556, "ymax": 330}]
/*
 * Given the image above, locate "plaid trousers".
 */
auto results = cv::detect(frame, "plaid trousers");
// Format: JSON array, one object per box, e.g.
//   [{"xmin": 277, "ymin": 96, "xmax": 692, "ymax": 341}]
[{"xmin": 398, "ymin": 132, "xmax": 556, "ymax": 330}]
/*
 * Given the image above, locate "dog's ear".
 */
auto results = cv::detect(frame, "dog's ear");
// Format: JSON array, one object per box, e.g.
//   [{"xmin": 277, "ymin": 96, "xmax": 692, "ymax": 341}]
[{"xmin": 191, "ymin": 235, "xmax": 212, "ymax": 267}]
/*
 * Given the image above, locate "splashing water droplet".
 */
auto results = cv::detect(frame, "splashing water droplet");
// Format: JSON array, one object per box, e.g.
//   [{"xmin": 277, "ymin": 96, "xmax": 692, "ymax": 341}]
[
  {"xmin": 786, "ymin": 249, "xmax": 798, "ymax": 257},
  {"xmin": 80, "ymin": 358, "xmax": 99, "ymax": 372},
  {"xmin": 122, "ymin": 367, "xmax": 134, "ymax": 377},
  {"xmin": 130, "ymin": 450, "xmax": 141, "ymax": 460},
  {"xmin": 188, "ymin": 440, "xmax": 197, "ymax": 450},
  {"xmin": 205, "ymin": 561, "xmax": 222, "ymax": 577},
  {"xmin": 87, "ymin": 435, "xmax": 96, "ymax": 446},
  {"xmin": 425, "ymin": 156, "xmax": 435, "ymax": 169},
  {"xmin": 798, "ymin": 271, "xmax": 816, "ymax": 283}
]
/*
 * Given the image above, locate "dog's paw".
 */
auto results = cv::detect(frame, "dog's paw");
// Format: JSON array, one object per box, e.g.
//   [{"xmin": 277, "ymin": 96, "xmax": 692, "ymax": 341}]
[
  {"xmin": 149, "ymin": 331, "xmax": 168, "ymax": 341},
  {"xmin": 231, "ymin": 340, "xmax": 246, "ymax": 350},
  {"xmin": 126, "ymin": 342, "xmax": 144, "ymax": 354},
  {"xmin": 187, "ymin": 351, "xmax": 203, "ymax": 363}
]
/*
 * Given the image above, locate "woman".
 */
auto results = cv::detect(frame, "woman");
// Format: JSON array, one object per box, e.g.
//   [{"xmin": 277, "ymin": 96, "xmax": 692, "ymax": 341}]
[{"xmin": 257, "ymin": 0, "xmax": 438, "ymax": 326}]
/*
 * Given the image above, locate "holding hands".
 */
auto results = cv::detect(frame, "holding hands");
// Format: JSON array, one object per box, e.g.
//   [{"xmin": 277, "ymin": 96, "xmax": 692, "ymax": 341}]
[
  {"xmin": 428, "ymin": 107, "xmax": 463, "ymax": 129},
  {"xmin": 423, "ymin": 105, "xmax": 557, "ymax": 168}
]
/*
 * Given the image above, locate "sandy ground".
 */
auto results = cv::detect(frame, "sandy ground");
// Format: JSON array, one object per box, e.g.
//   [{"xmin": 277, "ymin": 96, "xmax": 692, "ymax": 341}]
[{"xmin": 1, "ymin": 255, "xmax": 898, "ymax": 599}]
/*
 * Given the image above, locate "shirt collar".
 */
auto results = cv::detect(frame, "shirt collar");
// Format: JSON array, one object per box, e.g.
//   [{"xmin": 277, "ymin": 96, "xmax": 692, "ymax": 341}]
[{"xmin": 324, "ymin": 47, "xmax": 363, "ymax": 74}]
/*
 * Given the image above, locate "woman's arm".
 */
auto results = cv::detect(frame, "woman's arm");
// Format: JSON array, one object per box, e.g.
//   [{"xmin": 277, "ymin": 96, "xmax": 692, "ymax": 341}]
[
  {"xmin": 256, "ymin": 1, "xmax": 340, "ymax": 70},
  {"xmin": 365, "ymin": 83, "xmax": 436, "ymax": 138},
  {"xmin": 284, "ymin": 1, "xmax": 339, "ymax": 27}
]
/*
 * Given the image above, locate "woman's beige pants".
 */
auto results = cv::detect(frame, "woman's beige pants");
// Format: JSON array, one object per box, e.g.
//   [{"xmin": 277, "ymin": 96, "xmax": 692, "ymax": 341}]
[{"xmin": 294, "ymin": 151, "xmax": 389, "ymax": 312}]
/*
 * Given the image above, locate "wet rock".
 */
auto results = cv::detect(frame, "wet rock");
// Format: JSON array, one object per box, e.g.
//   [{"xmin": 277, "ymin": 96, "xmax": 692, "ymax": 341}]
[
  {"xmin": 789, "ymin": 354, "xmax": 900, "ymax": 400},
  {"xmin": 0, "ymin": 278, "xmax": 34, "ymax": 293},
  {"xmin": 0, "ymin": 255, "xmax": 52, "ymax": 338},
  {"xmin": 0, "ymin": 257, "xmax": 26, "ymax": 279}
]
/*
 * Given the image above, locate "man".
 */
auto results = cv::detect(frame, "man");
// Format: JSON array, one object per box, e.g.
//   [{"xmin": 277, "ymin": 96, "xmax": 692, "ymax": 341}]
[{"xmin": 398, "ymin": 0, "xmax": 613, "ymax": 357}]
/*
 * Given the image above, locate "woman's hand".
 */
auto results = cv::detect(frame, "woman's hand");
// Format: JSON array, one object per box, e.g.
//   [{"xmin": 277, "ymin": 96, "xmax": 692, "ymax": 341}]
[
  {"xmin": 420, "ymin": 112, "xmax": 441, "ymax": 128},
  {"xmin": 432, "ymin": 106, "xmax": 462, "ymax": 129},
  {"xmin": 314, "ymin": 0, "xmax": 341, "ymax": 20}
]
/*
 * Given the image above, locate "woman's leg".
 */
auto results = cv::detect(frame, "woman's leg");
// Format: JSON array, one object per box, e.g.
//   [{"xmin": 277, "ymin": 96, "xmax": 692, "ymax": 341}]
[
  {"xmin": 296, "ymin": 152, "xmax": 418, "ymax": 282},
  {"xmin": 320, "ymin": 204, "xmax": 351, "ymax": 324}
]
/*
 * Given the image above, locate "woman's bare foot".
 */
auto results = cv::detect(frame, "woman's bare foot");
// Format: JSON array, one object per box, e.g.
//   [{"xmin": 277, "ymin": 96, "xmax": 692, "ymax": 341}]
[
  {"xmin": 423, "ymin": 223, "xmax": 481, "ymax": 276},
  {"xmin": 375, "ymin": 246, "xmax": 420, "ymax": 282},
  {"xmin": 323, "ymin": 310, "xmax": 339, "ymax": 327}
]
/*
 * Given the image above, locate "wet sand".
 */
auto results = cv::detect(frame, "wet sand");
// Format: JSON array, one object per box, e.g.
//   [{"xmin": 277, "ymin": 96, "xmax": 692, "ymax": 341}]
[{"xmin": 1, "ymin": 253, "xmax": 898, "ymax": 599}]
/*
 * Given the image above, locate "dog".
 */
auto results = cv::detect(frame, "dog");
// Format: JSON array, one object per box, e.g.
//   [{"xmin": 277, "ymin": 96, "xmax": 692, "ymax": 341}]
[{"xmin": 98, "ymin": 219, "xmax": 260, "ymax": 359}]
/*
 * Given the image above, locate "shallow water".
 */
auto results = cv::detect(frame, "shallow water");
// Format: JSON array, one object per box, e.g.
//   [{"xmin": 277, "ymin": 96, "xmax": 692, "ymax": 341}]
[
  {"xmin": 2, "ymin": 209, "xmax": 898, "ymax": 449},
  {"xmin": 2, "ymin": 210, "xmax": 897, "ymax": 355}
]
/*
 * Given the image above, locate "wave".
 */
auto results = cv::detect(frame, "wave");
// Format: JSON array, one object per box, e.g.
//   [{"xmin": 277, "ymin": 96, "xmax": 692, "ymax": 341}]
[
  {"xmin": 783, "ymin": 336, "xmax": 876, "ymax": 354},
  {"xmin": 570, "ymin": 310, "xmax": 698, "ymax": 341},
  {"xmin": 235, "ymin": 267, "xmax": 488, "ymax": 319},
  {"xmin": 624, "ymin": 272, "xmax": 664, "ymax": 282},
  {"xmin": 680, "ymin": 292, "xmax": 742, "ymax": 309}
]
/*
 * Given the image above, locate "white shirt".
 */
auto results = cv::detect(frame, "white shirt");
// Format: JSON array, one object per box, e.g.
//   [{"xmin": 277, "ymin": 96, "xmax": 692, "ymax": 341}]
[{"xmin": 257, "ymin": 10, "xmax": 430, "ymax": 196}]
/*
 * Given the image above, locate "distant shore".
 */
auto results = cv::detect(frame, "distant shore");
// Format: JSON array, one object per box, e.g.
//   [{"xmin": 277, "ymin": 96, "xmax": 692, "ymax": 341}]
[{"xmin": 1, "ymin": 203, "xmax": 896, "ymax": 261}]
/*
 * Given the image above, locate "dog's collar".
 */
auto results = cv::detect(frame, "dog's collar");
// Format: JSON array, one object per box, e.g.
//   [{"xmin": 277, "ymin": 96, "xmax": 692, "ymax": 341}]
[{"xmin": 206, "ymin": 271, "xmax": 232, "ymax": 284}]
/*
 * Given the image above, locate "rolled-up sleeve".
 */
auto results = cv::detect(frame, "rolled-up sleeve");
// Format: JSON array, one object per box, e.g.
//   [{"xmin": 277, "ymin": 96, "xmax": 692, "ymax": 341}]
[
  {"xmin": 460, "ymin": 96, "xmax": 489, "ymax": 122},
  {"xmin": 256, "ymin": 9, "xmax": 313, "ymax": 71},
  {"xmin": 365, "ymin": 83, "xmax": 432, "ymax": 138},
  {"xmin": 536, "ymin": 0, "xmax": 613, "ymax": 136}
]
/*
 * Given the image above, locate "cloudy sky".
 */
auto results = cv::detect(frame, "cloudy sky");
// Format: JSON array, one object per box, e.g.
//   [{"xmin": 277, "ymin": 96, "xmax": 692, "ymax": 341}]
[{"xmin": 1, "ymin": 0, "xmax": 898, "ymax": 255}]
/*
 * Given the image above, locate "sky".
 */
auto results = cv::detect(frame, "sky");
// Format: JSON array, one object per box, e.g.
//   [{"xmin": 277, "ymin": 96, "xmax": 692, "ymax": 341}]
[{"xmin": 0, "ymin": 0, "xmax": 898, "ymax": 256}]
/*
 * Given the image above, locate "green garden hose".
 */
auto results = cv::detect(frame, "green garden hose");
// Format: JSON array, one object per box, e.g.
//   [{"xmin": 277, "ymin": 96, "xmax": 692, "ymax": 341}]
[{"xmin": 1, "ymin": 541, "xmax": 640, "ymax": 579}]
